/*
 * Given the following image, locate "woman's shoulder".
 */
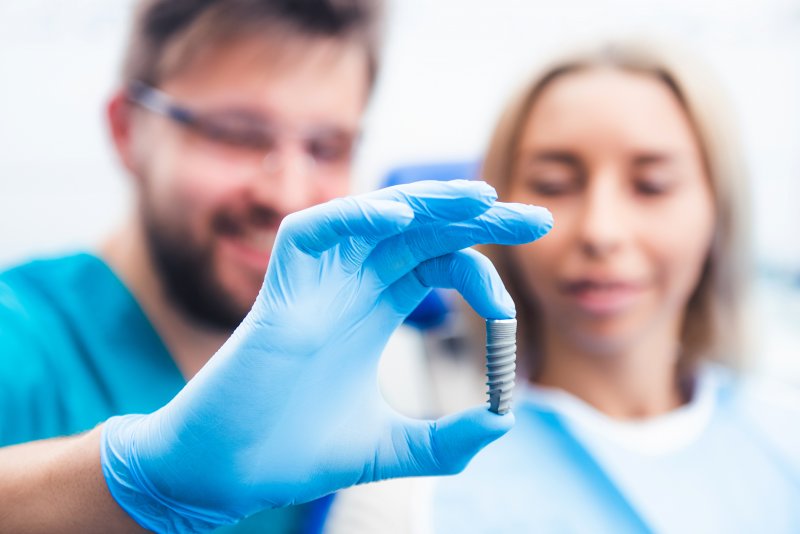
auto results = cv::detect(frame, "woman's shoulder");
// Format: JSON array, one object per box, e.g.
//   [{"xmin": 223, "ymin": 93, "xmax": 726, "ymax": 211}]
[
  {"xmin": 724, "ymin": 366, "xmax": 800, "ymax": 422},
  {"xmin": 726, "ymin": 370, "xmax": 800, "ymax": 471}
]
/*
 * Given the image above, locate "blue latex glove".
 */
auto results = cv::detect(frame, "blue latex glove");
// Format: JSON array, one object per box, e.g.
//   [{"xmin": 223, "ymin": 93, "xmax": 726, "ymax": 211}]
[{"xmin": 101, "ymin": 180, "xmax": 553, "ymax": 532}]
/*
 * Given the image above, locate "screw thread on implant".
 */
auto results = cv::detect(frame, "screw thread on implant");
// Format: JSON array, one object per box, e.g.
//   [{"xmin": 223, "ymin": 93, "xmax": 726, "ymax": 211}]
[{"xmin": 485, "ymin": 318, "xmax": 517, "ymax": 415}]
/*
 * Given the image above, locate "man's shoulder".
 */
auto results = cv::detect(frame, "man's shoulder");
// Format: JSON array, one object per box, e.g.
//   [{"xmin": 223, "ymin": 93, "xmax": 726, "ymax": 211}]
[
  {"xmin": 0, "ymin": 251, "xmax": 120, "ymax": 384},
  {"xmin": 0, "ymin": 252, "xmax": 174, "ymax": 444},
  {"xmin": 0, "ymin": 252, "xmax": 107, "ymax": 290},
  {"xmin": 0, "ymin": 256, "xmax": 94, "ymax": 443},
  {"xmin": 0, "ymin": 252, "xmax": 126, "ymax": 324}
]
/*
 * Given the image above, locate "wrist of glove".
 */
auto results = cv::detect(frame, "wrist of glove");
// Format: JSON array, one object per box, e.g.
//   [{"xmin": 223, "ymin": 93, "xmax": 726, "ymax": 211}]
[{"xmin": 102, "ymin": 414, "xmax": 232, "ymax": 532}]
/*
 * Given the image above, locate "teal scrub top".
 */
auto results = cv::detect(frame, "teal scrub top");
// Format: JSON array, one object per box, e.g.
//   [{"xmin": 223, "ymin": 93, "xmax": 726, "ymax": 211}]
[{"xmin": 0, "ymin": 253, "xmax": 319, "ymax": 533}]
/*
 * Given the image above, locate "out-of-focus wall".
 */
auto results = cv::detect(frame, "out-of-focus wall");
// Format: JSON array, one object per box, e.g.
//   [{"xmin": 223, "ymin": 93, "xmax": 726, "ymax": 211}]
[
  {"xmin": 0, "ymin": 1, "xmax": 135, "ymax": 264},
  {"xmin": 0, "ymin": 0, "xmax": 798, "ymax": 377}
]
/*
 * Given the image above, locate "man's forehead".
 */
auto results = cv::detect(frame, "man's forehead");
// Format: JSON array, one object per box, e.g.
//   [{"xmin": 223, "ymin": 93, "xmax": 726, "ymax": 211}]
[
  {"xmin": 161, "ymin": 35, "xmax": 369, "ymax": 95},
  {"xmin": 158, "ymin": 35, "xmax": 370, "ymax": 125}
]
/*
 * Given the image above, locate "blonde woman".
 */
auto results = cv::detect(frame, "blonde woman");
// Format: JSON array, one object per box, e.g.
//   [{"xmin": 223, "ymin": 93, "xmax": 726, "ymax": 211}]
[{"xmin": 324, "ymin": 40, "xmax": 800, "ymax": 533}]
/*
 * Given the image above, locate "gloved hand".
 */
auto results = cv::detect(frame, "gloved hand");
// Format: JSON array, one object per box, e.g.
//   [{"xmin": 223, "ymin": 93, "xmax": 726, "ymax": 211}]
[{"xmin": 101, "ymin": 180, "xmax": 553, "ymax": 533}]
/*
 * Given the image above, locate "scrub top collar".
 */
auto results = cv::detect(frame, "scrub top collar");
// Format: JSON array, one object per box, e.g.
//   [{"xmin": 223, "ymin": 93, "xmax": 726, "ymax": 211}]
[{"xmin": 516, "ymin": 364, "xmax": 729, "ymax": 456}]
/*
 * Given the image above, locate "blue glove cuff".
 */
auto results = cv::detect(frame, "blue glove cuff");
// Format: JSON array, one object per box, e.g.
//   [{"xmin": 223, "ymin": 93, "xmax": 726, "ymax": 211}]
[{"xmin": 101, "ymin": 414, "xmax": 237, "ymax": 534}]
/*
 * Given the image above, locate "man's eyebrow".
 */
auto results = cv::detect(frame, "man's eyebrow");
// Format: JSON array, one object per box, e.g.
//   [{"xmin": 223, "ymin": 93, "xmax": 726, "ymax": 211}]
[
  {"xmin": 196, "ymin": 107, "xmax": 358, "ymax": 135},
  {"xmin": 199, "ymin": 107, "xmax": 271, "ymax": 123}
]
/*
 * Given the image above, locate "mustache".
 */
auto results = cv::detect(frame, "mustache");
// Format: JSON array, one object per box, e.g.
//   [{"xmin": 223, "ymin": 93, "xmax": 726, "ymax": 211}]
[{"xmin": 211, "ymin": 205, "xmax": 284, "ymax": 236}]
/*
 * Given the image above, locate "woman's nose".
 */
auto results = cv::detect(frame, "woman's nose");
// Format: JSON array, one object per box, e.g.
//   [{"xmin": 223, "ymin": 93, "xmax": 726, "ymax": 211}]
[{"xmin": 577, "ymin": 172, "xmax": 629, "ymax": 258}]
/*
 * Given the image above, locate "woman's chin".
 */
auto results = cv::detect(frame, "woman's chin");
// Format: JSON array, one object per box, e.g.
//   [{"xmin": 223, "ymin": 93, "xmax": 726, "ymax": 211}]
[{"xmin": 563, "ymin": 319, "xmax": 646, "ymax": 358}]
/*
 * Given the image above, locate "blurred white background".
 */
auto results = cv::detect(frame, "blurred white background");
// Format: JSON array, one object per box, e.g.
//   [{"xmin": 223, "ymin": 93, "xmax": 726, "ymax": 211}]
[{"xmin": 0, "ymin": 0, "xmax": 798, "ymax": 379}]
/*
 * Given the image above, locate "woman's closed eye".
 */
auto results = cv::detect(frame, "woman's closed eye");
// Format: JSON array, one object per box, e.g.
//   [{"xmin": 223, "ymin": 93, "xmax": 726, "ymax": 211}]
[
  {"xmin": 525, "ymin": 167, "xmax": 581, "ymax": 196},
  {"xmin": 631, "ymin": 155, "xmax": 682, "ymax": 197},
  {"xmin": 518, "ymin": 152, "xmax": 583, "ymax": 197},
  {"xmin": 633, "ymin": 174, "xmax": 677, "ymax": 196}
]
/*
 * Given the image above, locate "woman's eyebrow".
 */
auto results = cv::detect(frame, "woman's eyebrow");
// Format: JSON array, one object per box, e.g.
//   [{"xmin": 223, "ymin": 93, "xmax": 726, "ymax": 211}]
[
  {"xmin": 520, "ymin": 150, "xmax": 581, "ymax": 166},
  {"xmin": 631, "ymin": 153, "xmax": 676, "ymax": 166}
]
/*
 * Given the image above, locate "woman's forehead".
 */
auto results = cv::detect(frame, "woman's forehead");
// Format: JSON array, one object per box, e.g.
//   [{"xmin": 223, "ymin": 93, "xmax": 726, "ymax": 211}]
[{"xmin": 519, "ymin": 67, "xmax": 699, "ymax": 153}]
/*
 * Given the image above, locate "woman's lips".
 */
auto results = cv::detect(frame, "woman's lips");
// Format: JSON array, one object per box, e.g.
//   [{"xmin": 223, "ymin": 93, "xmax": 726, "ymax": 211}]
[{"xmin": 560, "ymin": 279, "xmax": 646, "ymax": 315}]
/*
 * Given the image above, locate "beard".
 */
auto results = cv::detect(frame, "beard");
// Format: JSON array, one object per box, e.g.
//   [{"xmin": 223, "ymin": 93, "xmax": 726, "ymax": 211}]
[{"xmin": 141, "ymin": 200, "xmax": 280, "ymax": 331}]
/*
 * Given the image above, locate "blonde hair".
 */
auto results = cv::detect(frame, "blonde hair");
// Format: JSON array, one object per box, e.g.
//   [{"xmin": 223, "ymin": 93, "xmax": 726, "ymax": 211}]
[{"xmin": 479, "ymin": 39, "xmax": 752, "ymax": 379}]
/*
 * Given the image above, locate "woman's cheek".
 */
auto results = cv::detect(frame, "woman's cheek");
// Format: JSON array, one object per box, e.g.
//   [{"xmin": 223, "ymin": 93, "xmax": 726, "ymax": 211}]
[{"xmin": 509, "ymin": 238, "xmax": 558, "ymax": 304}]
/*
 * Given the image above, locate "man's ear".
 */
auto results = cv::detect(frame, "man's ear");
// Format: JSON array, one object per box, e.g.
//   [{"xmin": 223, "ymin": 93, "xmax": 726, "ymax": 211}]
[{"xmin": 106, "ymin": 89, "xmax": 139, "ymax": 175}]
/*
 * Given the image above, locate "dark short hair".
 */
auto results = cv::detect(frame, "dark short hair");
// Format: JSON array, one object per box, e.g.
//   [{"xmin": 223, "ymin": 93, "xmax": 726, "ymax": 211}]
[{"xmin": 122, "ymin": 0, "xmax": 384, "ymax": 88}]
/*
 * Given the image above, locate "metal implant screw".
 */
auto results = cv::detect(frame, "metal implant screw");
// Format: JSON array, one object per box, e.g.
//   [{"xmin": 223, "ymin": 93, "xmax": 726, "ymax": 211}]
[{"xmin": 485, "ymin": 318, "xmax": 517, "ymax": 415}]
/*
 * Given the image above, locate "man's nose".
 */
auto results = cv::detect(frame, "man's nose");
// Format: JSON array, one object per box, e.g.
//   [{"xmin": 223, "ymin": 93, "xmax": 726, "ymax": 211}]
[
  {"xmin": 577, "ymin": 170, "xmax": 628, "ymax": 258},
  {"xmin": 251, "ymin": 145, "xmax": 316, "ymax": 215}
]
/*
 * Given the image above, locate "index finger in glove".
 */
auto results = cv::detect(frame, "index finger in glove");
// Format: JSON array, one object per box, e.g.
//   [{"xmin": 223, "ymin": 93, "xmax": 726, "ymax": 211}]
[
  {"xmin": 277, "ymin": 180, "xmax": 500, "ymax": 260},
  {"xmin": 367, "ymin": 202, "xmax": 553, "ymax": 288},
  {"xmin": 365, "ymin": 179, "xmax": 498, "ymax": 227}
]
